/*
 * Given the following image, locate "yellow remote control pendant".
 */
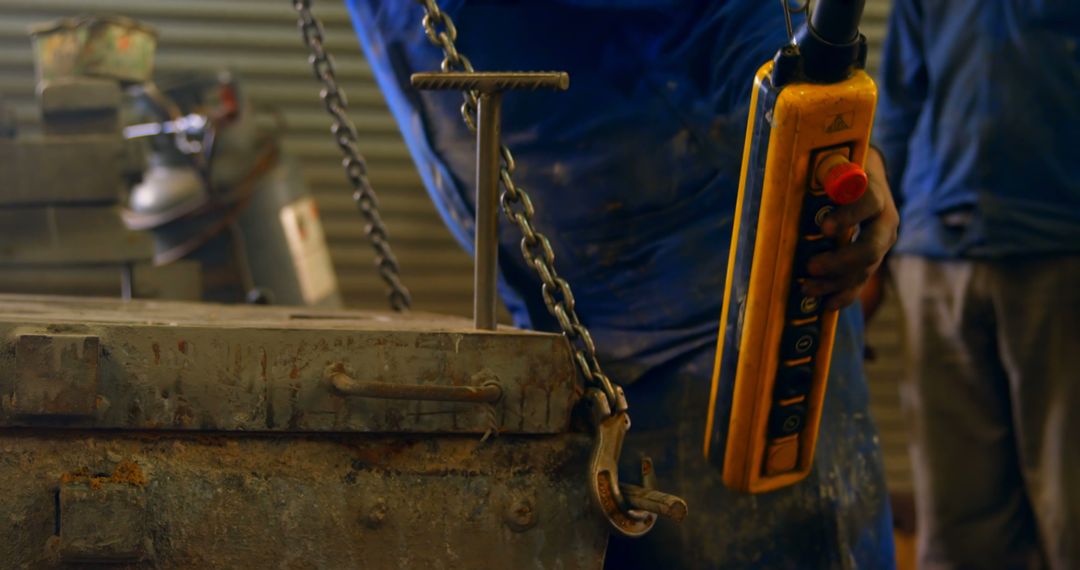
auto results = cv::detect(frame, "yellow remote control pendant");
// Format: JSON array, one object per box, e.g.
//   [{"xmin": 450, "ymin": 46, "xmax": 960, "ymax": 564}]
[{"xmin": 703, "ymin": 3, "xmax": 877, "ymax": 494}]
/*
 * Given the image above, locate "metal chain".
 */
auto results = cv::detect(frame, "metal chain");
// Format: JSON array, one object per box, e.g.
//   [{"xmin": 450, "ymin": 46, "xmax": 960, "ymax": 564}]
[
  {"xmin": 415, "ymin": 0, "xmax": 623, "ymax": 414},
  {"xmin": 294, "ymin": 0, "xmax": 412, "ymax": 312}
]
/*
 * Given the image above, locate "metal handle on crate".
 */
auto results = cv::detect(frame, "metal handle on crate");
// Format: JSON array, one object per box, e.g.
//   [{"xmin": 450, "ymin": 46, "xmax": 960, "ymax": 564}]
[{"xmin": 324, "ymin": 365, "xmax": 502, "ymax": 404}]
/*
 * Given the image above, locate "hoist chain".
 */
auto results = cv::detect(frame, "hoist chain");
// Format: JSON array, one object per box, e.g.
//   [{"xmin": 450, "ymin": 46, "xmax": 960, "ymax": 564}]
[
  {"xmin": 294, "ymin": 0, "xmax": 412, "ymax": 312},
  {"xmin": 415, "ymin": 0, "xmax": 624, "ymax": 416}
]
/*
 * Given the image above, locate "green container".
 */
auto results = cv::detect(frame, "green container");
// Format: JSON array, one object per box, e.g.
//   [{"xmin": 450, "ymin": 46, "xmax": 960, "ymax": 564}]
[{"xmin": 29, "ymin": 16, "xmax": 157, "ymax": 84}]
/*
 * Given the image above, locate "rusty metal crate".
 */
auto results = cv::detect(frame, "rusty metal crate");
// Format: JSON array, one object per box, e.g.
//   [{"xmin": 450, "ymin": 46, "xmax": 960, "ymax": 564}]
[{"xmin": 0, "ymin": 294, "xmax": 608, "ymax": 568}]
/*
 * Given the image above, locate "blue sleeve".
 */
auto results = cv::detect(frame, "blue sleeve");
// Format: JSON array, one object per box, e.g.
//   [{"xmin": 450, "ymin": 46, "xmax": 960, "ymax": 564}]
[{"xmin": 874, "ymin": 0, "xmax": 927, "ymax": 205}]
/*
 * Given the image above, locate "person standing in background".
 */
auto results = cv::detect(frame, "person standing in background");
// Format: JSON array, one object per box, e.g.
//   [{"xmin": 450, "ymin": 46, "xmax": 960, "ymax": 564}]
[{"xmin": 875, "ymin": 1, "xmax": 1080, "ymax": 568}]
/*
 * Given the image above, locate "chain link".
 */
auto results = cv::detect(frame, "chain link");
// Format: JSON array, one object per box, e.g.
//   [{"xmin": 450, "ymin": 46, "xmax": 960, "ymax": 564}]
[
  {"xmin": 415, "ymin": 0, "xmax": 624, "ymax": 413},
  {"xmin": 294, "ymin": 0, "xmax": 412, "ymax": 312}
]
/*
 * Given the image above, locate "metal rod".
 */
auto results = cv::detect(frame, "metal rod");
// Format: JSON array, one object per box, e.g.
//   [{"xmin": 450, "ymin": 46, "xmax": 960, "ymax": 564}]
[
  {"xmin": 120, "ymin": 263, "xmax": 134, "ymax": 300},
  {"xmin": 227, "ymin": 221, "xmax": 260, "ymax": 303},
  {"xmin": 621, "ymin": 484, "xmax": 688, "ymax": 523},
  {"xmin": 474, "ymin": 92, "xmax": 502, "ymax": 330},
  {"xmin": 809, "ymin": 0, "xmax": 866, "ymax": 44},
  {"xmin": 410, "ymin": 71, "xmax": 569, "ymax": 92},
  {"xmin": 327, "ymin": 371, "xmax": 502, "ymax": 404}
]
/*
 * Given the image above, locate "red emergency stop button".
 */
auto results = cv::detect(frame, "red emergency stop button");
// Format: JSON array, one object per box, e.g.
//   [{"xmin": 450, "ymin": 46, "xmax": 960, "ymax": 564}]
[{"xmin": 815, "ymin": 153, "xmax": 867, "ymax": 205}]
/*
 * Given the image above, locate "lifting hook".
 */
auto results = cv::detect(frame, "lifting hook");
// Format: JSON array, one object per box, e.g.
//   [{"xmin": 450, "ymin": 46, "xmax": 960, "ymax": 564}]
[{"xmin": 586, "ymin": 388, "xmax": 687, "ymax": 537}]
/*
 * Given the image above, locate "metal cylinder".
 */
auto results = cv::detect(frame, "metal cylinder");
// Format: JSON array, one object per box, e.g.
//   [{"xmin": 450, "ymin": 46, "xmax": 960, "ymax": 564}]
[
  {"xmin": 410, "ymin": 72, "xmax": 569, "ymax": 93},
  {"xmin": 809, "ymin": 0, "xmax": 866, "ymax": 44},
  {"xmin": 474, "ymin": 93, "xmax": 502, "ymax": 330}
]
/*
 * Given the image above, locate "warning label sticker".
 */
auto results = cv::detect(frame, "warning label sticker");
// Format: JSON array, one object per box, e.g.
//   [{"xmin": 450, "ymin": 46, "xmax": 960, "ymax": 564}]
[
  {"xmin": 280, "ymin": 196, "xmax": 338, "ymax": 304},
  {"xmin": 825, "ymin": 112, "xmax": 855, "ymax": 133}
]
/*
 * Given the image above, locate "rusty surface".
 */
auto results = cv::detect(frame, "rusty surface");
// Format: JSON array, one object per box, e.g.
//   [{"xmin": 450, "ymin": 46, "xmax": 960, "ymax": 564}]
[
  {"xmin": 327, "ymin": 366, "xmax": 502, "ymax": 404},
  {"xmin": 0, "ymin": 295, "xmax": 579, "ymax": 434},
  {"xmin": 61, "ymin": 460, "xmax": 149, "ymax": 488},
  {"xmin": 14, "ymin": 334, "xmax": 100, "ymax": 417},
  {"xmin": 59, "ymin": 479, "xmax": 149, "ymax": 564},
  {"xmin": 0, "ymin": 293, "xmax": 607, "ymax": 567},
  {"xmin": 0, "ymin": 431, "xmax": 608, "ymax": 569}
]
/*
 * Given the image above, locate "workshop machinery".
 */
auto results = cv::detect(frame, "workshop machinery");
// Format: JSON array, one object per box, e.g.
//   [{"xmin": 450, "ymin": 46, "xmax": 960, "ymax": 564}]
[
  {"xmin": 0, "ymin": 17, "xmax": 201, "ymax": 301},
  {"xmin": 0, "ymin": 15, "xmax": 342, "ymax": 307},
  {"xmin": 122, "ymin": 68, "xmax": 343, "ymax": 307}
]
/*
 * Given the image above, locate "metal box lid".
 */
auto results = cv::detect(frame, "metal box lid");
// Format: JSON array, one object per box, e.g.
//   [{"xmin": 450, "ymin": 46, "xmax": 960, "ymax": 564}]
[{"xmin": 0, "ymin": 295, "xmax": 580, "ymax": 435}]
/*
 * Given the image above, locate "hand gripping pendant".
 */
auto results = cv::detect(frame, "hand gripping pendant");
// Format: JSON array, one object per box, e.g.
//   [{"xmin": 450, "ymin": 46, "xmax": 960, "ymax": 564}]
[{"xmin": 703, "ymin": 0, "xmax": 878, "ymax": 493}]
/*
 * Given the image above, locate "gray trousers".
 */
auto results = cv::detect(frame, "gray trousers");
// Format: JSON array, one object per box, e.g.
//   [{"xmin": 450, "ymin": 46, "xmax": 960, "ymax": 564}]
[{"xmin": 892, "ymin": 254, "xmax": 1080, "ymax": 570}]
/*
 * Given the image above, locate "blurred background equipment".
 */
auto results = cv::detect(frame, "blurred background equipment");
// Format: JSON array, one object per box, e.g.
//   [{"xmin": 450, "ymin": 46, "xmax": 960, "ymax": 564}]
[
  {"xmin": 0, "ymin": 16, "xmax": 200, "ymax": 300},
  {"xmin": 122, "ymin": 69, "xmax": 341, "ymax": 306},
  {"xmin": 0, "ymin": 14, "xmax": 342, "ymax": 306},
  {"xmin": 0, "ymin": 1, "xmax": 478, "ymax": 314}
]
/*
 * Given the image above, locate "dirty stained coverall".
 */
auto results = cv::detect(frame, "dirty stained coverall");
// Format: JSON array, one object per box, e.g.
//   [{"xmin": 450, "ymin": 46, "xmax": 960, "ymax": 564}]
[
  {"xmin": 876, "ymin": 0, "xmax": 1080, "ymax": 568},
  {"xmin": 346, "ymin": 1, "xmax": 894, "ymax": 567}
]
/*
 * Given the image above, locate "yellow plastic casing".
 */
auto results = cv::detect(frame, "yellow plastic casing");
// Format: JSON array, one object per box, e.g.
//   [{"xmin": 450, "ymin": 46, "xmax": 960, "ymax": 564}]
[{"xmin": 703, "ymin": 61, "xmax": 877, "ymax": 494}]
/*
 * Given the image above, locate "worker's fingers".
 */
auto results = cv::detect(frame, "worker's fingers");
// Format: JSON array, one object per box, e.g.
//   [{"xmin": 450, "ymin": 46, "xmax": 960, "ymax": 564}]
[
  {"xmin": 820, "ymin": 175, "xmax": 886, "ymax": 238},
  {"xmin": 800, "ymin": 147, "xmax": 898, "ymax": 312},
  {"xmin": 799, "ymin": 278, "xmax": 862, "ymax": 313},
  {"xmin": 801, "ymin": 213, "xmax": 898, "ymax": 310},
  {"xmin": 820, "ymin": 147, "xmax": 892, "ymax": 239},
  {"xmin": 805, "ymin": 216, "xmax": 894, "ymax": 279},
  {"xmin": 799, "ymin": 224, "xmax": 889, "ymax": 296},
  {"xmin": 800, "ymin": 272, "xmax": 863, "ymax": 302}
]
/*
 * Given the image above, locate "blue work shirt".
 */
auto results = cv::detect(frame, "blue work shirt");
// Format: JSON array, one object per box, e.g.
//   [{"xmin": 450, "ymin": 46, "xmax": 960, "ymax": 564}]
[
  {"xmin": 347, "ymin": 0, "xmax": 784, "ymax": 383},
  {"xmin": 346, "ymin": 2, "xmax": 894, "ymax": 567},
  {"xmin": 876, "ymin": 0, "xmax": 1080, "ymax": 258}
]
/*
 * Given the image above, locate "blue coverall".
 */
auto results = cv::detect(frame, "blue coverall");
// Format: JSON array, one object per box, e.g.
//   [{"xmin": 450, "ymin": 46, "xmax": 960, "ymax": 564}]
[{"xmin": 346, "ymin": 1, "xmax": 895, "ymax": 567}]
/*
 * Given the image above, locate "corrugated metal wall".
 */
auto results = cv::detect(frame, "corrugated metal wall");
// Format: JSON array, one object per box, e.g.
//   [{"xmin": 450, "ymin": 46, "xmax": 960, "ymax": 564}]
[
  {"xmin": 0, "ymin": 0, "xmax": 910, "ymax": 492},
  {"xmin": 0, "ymin": 0, "xmax": 477, "ymax": 317}
]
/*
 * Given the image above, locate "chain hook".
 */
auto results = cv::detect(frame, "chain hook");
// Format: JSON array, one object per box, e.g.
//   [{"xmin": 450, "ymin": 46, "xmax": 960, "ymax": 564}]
[
  {"xmin": 586, "ymin": 389, "xmax": 656, "ymax": 537},
  {"xmin": 586, "ymin": 389, "xmax": 688, "ymax": 536}
]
